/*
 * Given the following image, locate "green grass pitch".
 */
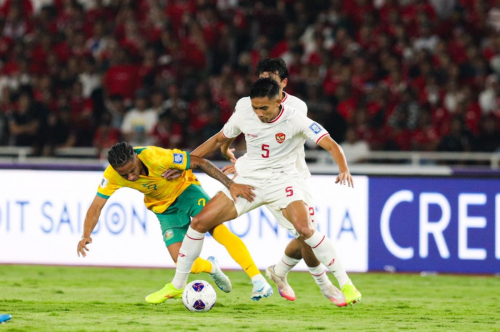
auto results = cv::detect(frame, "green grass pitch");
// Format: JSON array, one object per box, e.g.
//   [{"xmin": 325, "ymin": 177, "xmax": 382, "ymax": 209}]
[{"xmin": 1, "ymin": 265, "xmax": 499, "ymax": 332}]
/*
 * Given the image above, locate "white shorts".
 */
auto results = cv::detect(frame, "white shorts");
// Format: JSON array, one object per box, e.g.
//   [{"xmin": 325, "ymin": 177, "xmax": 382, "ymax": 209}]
[
  {"xmin": 266, "ymin": 178, "xmax": 317, "ymax": 237},
  {"xmin": 220, "ymin": 175, "xmax": 305, "ymax": 225}
]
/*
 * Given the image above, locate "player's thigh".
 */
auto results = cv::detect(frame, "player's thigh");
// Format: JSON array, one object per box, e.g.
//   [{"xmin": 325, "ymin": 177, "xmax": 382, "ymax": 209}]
[
  {"xmin": 296, "ymin": 178, "xmax": 318, "ymax": 228},
  {"xmin": 266, "ymin": 178, "xmax": 311, "ymax": 234},
  {"xmin": 219, "ymin": 175, "xmax": 265, "ymax": 217},
  {"xmin": 266, "ymin": 205, "xmax": 300, "ymax": 237},
  {"xmin": 191, "ymin": 191, "xmax": 240, "ymax": 232},
  {"xmin": 281, "ymin": 200, "xmax": 312, "ymax": 234}
]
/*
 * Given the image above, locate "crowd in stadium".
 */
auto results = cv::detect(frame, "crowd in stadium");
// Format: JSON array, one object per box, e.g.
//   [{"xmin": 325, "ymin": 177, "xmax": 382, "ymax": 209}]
[{"xmin": 0, "ymin": 0, "xmax": 499, "ymax": 159}]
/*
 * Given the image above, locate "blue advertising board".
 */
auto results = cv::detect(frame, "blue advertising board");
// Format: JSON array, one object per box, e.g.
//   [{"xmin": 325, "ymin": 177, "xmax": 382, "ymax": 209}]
[{"xmin": 369, "ymin": 177, "xmax": 500, "ymax": 274}]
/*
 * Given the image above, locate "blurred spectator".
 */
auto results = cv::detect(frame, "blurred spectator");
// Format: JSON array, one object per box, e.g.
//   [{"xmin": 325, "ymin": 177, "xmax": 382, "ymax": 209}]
[
  {"xmin": 42, "ymin": 107, "xmax": 76, "ymax": 156},
  {"xmin": 150, "ymin": 90, "xmax": 166, "ymax": 115},
  {"xmin": 107, "ymin": 94, "xmax": 127, "ymax": 129},
  {"xmin": 79, "ymin": 57, "xmax": 101, "ymax": 99},
  {"xmin": 341, "ymin": 127, "xmax": 370, "ymax": 164},
  {"xmin": 0, "ymin": 110, "xmax": 7, "ymax": 145},
  {"xmin": 479, "ymin": 74, "xmax": 500, "ymax": 114},
  {"xmin": 70, "ymin": 81, "xmax": 94, "ymax": 146},
  {"xmin": 438, "ymin": 116, "xmax": 473, "ymax": 152},
  {"xmin": 7, "ymin": 93, "xmax": 41, "ymax": 148},
  {"xmin": 473, "ymin": 115, "xmax": 500, "ymax": 152},
  {"xmin": 412, "ymin": 107, "xmax": 440, "ymax": 151},
  {"xmin": 103, "ymin": 47, "xmax": 139, "ymax": 102},
  {"xmin": 93, "ymin": 111, "xmax": 121, "ymax": 156},
  {"xmin": 121, "ymin": 91, "xmax": 157, "ymax": 146},
  {"xmin": 151, "ymin": 110, "xmax": 182, "ymax": 149}
]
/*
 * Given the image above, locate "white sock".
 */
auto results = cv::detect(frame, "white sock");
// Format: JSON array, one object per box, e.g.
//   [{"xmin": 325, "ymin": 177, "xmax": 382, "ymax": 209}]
[
  {"xmin": 251, "ymin": 274, "xmax": 265, "ymax": 284},
  {"xmin": 172, "ymin": 226, "xmax": 206, "ymax": 289},
  {"xmin": 308, "ymin": 264, "xmax": 331, "ymax": 289},
  {"xmin": 304, "ymin": 231, "xmax": 350, "ymax": 288},
  {"xmin": 273, "ymin": 254, "xmax": 300, "ymax": 277}
]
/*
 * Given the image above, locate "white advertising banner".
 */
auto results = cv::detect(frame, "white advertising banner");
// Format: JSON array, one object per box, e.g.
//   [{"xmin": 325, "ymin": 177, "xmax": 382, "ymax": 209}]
[{"xmin": 0, "ymin": 170, "xmax": 368, "ymax": 272}]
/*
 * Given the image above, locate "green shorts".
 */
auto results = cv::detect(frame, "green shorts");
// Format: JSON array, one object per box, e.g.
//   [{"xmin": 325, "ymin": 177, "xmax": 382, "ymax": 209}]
[{"xmin": 155, "ymin": 184, "xmax": 210, "ymax": 247}]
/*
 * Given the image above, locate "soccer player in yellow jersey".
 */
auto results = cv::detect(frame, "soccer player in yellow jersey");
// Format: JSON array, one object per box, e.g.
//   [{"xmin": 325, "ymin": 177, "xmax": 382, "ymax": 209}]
[{"xmin": 76, "ymin": 142, "xmax": 271, "ymax": 303}]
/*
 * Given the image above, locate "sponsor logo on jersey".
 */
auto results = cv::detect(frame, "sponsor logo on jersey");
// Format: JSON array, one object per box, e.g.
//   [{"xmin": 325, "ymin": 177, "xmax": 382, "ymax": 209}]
[
  {"xmin": 173, "ymin": 153, "xmax": 184, "ymax": 164},
  {"xmin": 247, "ymin": 133, "xmax": 258, "ymax": 138},
  {"xmin": 275, "ymin": 132, "xmax": 286, "ymax": 144},
  {"xmin": 100, "ymin": 177, "xmax": 109, "ymax": 188},
  {"xmin": 309, "ymin": 123, "xmax": 322, "ymax": 134}
]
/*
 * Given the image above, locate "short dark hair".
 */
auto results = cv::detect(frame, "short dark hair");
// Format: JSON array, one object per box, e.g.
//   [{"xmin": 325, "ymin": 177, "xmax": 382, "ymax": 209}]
[
  {"xmin": 256, "ymin": 58, "xmax": 289, "ymax": 81},
  {"xmin": 250, "ymin": 78, "xmax": 281, "ymax": 100},
  {"xmin": 108, "ymin": 142, "xmax": 135, "ymax": 168}
]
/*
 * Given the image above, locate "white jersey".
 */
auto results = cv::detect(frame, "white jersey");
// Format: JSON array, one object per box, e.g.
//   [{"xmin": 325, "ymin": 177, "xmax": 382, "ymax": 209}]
[
  {"xmin": 236, "ymin": 92, "xmax": 311, "ymax": 178},
  {"xmin": 222, "ymin": 99, "xmax": 329, "ymax": 180}
]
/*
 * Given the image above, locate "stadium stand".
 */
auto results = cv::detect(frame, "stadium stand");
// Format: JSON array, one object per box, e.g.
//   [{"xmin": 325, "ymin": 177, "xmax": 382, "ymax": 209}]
[{"xmin": 0, "ymin": 0, "xmax": 498, "ymax": 164}]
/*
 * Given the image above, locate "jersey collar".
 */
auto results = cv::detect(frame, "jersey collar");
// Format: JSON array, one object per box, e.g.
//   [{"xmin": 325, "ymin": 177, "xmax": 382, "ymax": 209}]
[
  {"xmin": 269, "ymin": 105, "xmax": 285, "ymax": 123},
  {"xmin": 281, "ymin": 92, "xmax": 288, "ymax": 104}
]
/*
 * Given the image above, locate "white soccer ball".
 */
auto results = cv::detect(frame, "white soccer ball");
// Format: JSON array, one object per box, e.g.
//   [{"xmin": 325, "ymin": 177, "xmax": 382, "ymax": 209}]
[{"xmin": 182, "ymin": 280, "xmax": 217, "ymax": 312}]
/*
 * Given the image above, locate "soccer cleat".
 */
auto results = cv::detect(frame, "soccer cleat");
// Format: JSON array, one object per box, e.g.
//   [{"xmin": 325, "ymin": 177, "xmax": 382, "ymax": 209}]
[
  {"xmin": 145, "ymin": 283, "xmax": 184, "ymax": 304},
  {"xmin": 321, "ymin": 284, "xmax": 348, "ymax": 307},
  {"xmin": 341, "ymin": 281, "xmax": 362, "ymax": 306},
  {"xmin": 207, "ymin": 256, "xmax": 232, "ymax": 293},
  {"xmin": 265, "ymin": 265, "xmax": 296, "ymax": 301},
  {"xmin": 250, "ymin": 278, "xmax": 274, "ymax": 301}
]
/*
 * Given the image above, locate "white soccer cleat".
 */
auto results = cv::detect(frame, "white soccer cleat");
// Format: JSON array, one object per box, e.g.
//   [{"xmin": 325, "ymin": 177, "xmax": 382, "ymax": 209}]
[
  {"xmin": 250, "ymin": 278, "xmax": 273, "ymax": 301},
  {"xmin": 321, "ymin": 284, "xmax": 348, "ymax": 307},
  {"xmin": 207, "ymin": 256, "xmax": 232, "ymax": 293},
  {"xmin": 265, "ymin": 265, "xmax": 296, "ymax": 301}
]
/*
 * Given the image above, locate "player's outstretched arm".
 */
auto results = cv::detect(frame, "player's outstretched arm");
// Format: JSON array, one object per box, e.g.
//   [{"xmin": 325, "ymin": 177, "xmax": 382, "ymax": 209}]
[
  {"xmin": 191, "ymin": 131, "xmax": 229, "ymax": 157},
  {"xmin": 220, "ymin": 137, "xmax": 237, "ymax": 163},
  {"xmin": 317, "ymin": 135, "xmax": 354, "ymax": 188},
  {"xmin": 189, "ymin": 155, "xmax": 255, "ymax": 202},
  {"xmin": 77, "ymin": 195, "xmax": 107, "ymax": 257}
]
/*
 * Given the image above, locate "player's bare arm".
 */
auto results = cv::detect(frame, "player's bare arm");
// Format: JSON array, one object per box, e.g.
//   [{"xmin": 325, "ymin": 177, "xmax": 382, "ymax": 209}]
[
  {"xmin": 191, "ymin": 131, "xmax": 229, "ymax": 157},
  {"xmin": 220, "ymin": 137, "xmax": 237, "ymax": 162},
  {"xmin": 163, "ymin": 131, "xmax": 230, "ymax": 180},
  {"xmin": 317, "ymin": 135, "xmax": 354, "ymax": 188},
  {"xmin": 189, "ymin": 155, "xmax": 255, "ymax": 202},
  {"xmin": 77, "ymin": 195, "xmax": 107, "ymax": 257}
]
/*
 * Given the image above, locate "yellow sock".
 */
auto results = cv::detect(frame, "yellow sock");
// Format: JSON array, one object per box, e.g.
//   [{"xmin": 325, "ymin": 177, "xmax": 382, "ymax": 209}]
[
  {"xmin": 212, "ymin": 224, "xmax": 261, "ymax": 279},
  {"xmin": 190, "ymin": 257, "xmax": 213, "ymax": 274}
]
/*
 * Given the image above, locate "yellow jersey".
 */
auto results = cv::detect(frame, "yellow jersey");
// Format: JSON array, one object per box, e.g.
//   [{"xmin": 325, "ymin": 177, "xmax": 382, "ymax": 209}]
[{"xmin": 96, "ymin": 146, "xmax": 200, "ymax": 213}]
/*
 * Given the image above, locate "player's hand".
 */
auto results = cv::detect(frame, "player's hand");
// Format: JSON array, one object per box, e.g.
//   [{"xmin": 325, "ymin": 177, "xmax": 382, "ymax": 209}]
[
  {"xmin": 229, "ymin": 183, "xmax": 255, "ymax": 202},
  {"xmin": 77, "ymin": 236, "xmax": 92, "ymax": 257},
  {"xmin": 162, "ymin": 169, "xmax": 183, "ymax": 180},
  {"xmin": 222, "ymin": 148, "xmax": 237, "ymax": 163},
  {"xmin": 335, "ymin": 171, "xmax": 354, "ymax": 188},
  {"xmin": 221, "ymin": 163, "xmax": 237, "ymax": 178}
]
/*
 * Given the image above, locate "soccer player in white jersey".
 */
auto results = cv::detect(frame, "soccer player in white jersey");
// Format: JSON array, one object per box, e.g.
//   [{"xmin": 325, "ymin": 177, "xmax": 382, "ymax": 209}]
[
  {"xmin": 220, "ymin": 58, "xmax": 361, "ymax": 305},
  {"xmin": 157, "ymin": 78, "xmax": 357, "ymax": 306}
]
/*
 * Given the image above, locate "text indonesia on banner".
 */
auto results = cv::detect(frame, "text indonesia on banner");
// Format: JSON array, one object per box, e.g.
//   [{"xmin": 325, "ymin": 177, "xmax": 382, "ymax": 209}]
[{"xmin": 0, "ymin": 170, "xmax": 368, "ymax": 272}]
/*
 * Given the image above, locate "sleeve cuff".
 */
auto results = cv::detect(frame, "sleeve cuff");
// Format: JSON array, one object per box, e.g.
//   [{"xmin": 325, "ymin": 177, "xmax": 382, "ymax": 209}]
[
  {"xmin": 185, "ymin": 152, "xmax": 191, "ymax": 170},
  {"xmin": 97, "ymin": 192, "xmax": 110, "ymax": 199},
  {"xmin": 316, "ymin": 133, "xmax": 330, "ymax": 144}
]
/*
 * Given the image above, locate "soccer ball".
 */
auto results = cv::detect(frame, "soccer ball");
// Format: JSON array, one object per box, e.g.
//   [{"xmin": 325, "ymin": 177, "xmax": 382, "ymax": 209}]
[{"xmin": 182, "ymin": 280, "xmax": 217, "ymax": 312}]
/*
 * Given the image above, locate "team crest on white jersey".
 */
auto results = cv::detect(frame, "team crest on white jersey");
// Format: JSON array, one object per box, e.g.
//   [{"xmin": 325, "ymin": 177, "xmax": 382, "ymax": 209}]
[{"xmin": 275, "ymin": 132, "xmax": 286, "ymax": 144}]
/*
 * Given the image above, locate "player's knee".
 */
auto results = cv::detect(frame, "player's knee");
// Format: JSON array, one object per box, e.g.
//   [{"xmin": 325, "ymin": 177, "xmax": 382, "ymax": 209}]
[
  {"xmin": 191, "ymin": 216, "xmax": 210, "ymax": 233},
  {"xmin": 295, "ymin": 225, "xmax": 314, "ymax": 239}
]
